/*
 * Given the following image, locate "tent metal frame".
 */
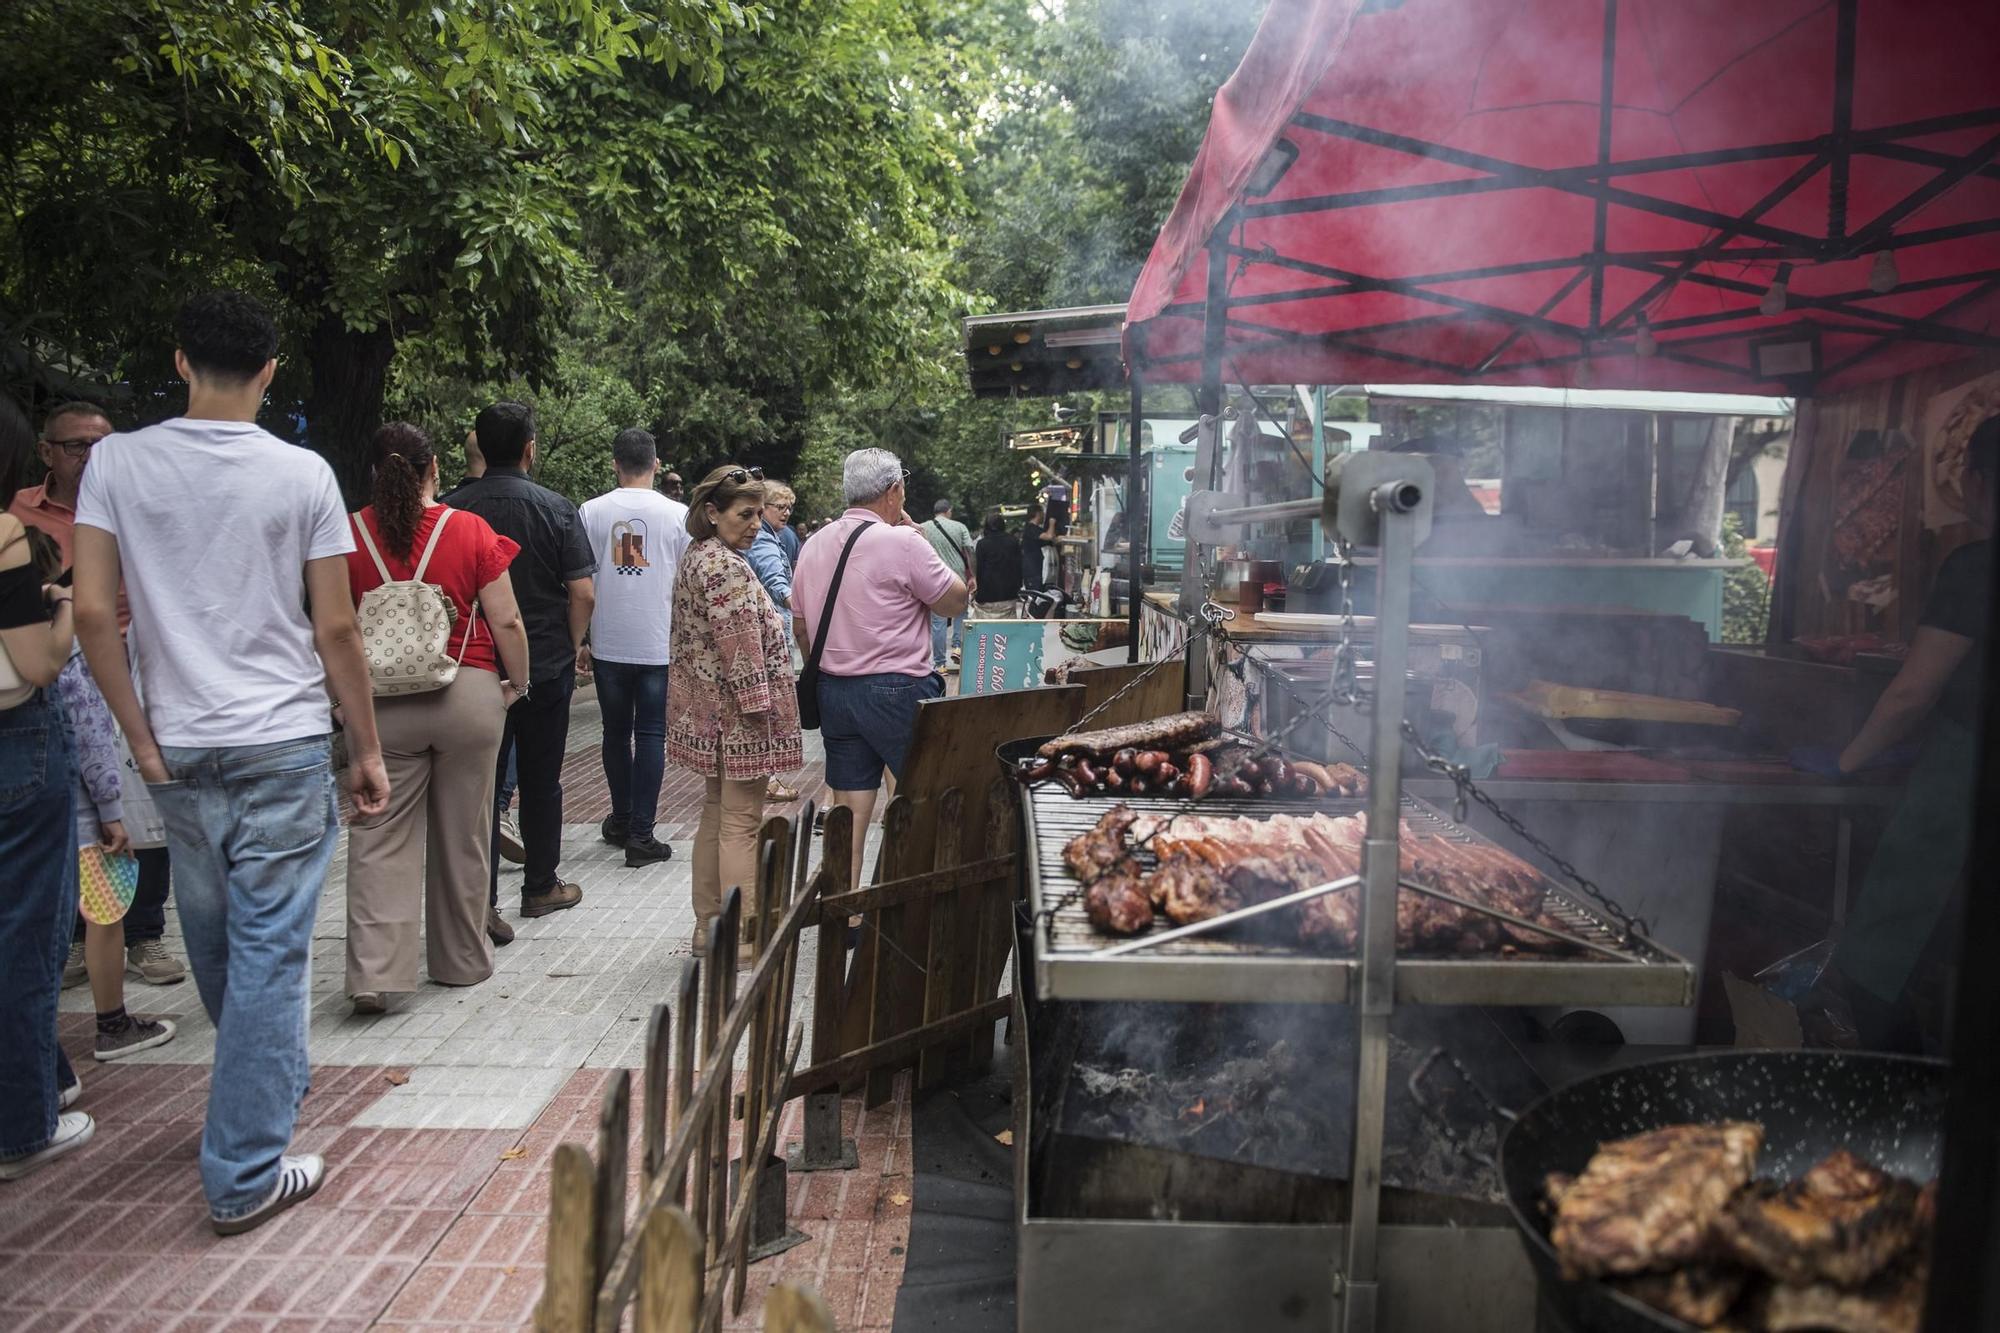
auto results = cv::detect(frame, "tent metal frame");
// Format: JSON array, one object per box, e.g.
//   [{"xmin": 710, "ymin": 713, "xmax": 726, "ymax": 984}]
[{"xmin": 1137, "ymin": 0, "xmax": 2000, "ymax": 393}]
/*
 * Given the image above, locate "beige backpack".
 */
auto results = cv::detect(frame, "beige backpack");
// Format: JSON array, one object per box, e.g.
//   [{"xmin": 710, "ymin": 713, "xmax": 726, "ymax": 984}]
[{"xmin": 353, "ymin": 509, "xmax": 476, "ymax": 697}]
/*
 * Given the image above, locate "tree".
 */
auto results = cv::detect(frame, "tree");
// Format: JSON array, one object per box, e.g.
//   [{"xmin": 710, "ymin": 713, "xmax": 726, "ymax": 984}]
[{"xmin": 1, "ymin": 0, "xmax": 750, "ymax": 492}]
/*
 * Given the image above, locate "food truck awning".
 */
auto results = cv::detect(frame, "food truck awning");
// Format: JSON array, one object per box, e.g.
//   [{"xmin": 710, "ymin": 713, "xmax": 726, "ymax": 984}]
[
  {"xmin": 1360, "ymin": 384, "xmax": 1792, "ymax": 417},
  {"xmin": 1125, "ymin": 0, "xmax": 2000, "ymax": 396}
]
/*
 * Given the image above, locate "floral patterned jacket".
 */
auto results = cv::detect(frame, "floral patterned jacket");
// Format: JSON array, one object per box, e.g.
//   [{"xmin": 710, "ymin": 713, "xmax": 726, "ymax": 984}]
[
  {"xmin": 667, "ymin": 537, "xmax": 803, "ymax": 781},
  {"xmin": 56, "ymin": 648, "xmax": 123, "ymax": 848}
]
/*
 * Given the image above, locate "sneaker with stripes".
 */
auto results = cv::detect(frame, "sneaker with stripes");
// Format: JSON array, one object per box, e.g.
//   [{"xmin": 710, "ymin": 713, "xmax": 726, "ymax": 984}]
[{"xmin": 211, "ymin": 1153, "xmax": 325, "ymax": 1235}]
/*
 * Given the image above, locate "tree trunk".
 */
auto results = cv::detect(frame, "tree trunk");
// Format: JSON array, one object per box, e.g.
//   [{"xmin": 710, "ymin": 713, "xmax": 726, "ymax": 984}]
[
  {"xmin": 302, "ymin": 315, "xmax": 397, "ymax": 503},
  {"xmin": 1660, "ymin": 415, "xmax": 1733, "ymax": 557}
]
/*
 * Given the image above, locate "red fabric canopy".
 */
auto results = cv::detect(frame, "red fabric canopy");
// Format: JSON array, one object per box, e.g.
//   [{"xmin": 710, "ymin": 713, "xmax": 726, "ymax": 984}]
[{"xmin": 1126, "ymin": 0, "xmax": 2000, "ymax": 395}]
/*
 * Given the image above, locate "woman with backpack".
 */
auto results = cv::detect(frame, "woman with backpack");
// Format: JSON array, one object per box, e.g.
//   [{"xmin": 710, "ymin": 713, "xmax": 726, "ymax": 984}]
[{"xmin": 340, "ymin": 423, "xmax": 530, "ymax": 1014}]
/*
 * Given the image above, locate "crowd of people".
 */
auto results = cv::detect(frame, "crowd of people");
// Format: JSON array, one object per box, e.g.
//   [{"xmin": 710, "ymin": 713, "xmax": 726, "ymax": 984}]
[{"xmin": 0, "ymin": 289, "xmax": 971, "ymax": 1238}]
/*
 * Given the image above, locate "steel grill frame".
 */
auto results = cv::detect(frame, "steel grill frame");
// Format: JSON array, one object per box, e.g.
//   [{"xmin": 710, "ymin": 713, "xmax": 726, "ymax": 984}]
[{"xmin": 1023, "ymin": 784, "xmax": 1695, "ymax": 1007}]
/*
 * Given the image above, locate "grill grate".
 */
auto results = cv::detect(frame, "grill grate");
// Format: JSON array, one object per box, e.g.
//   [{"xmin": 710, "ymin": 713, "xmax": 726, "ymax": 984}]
[{"xmin": 1023, "ymin": 784, "xmax": 1695, "ymax": 1008}]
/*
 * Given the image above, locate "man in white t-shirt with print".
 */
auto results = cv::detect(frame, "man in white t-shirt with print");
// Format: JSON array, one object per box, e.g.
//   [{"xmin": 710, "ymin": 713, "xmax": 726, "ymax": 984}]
[
  {"xmin": 73, "ymin": 290, "xmax": 389, "ymax": 1237},
  {"xmin": 578, "ymin": 428, "xmax": 690, "ymax": 866}
]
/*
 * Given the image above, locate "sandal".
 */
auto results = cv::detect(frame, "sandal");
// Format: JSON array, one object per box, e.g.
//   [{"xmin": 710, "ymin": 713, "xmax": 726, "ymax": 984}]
[{"xmin": 765, "ymin": 778, "xmax": 801, "ymax": 803}]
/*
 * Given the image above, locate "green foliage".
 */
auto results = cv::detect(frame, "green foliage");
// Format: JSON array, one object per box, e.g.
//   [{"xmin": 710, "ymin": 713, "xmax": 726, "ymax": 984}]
[{"xmin": 1720, "ymin": 513, "xmax": 1773, "ymax": 645}]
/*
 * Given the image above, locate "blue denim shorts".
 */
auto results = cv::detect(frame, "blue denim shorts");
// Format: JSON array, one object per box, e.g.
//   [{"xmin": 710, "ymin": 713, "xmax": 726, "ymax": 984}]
[{"xmin": 819, "ymin": 671, "xmax": 944, "ymax": 790}]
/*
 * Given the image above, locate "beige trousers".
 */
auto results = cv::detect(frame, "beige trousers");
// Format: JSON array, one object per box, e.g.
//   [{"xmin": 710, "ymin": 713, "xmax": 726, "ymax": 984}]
[
  {"xmin": 972, "ymin": 599, "xmax": 1018, "ymax": 619},
  {"xmin": 693, "ymin": 772, "xmax": 766, "ymax": 952},
  {"xmin": 346, "ymin": 670, "xmax": 506, "ymax": 994}
]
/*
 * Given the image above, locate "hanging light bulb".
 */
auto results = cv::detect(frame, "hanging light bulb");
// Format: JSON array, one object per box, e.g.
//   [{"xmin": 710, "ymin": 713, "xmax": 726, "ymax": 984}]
[
  {"xmin": 1868, "ymin": 249, "xmax": 1899, "ymax": 294},
  {"xmin": 1635, "ymin": 313, "xmax": 1658, "ymax": 358},
  {"xmin": 1759, "ymin": 263, "xmax": 1792, "ymax": 318}
]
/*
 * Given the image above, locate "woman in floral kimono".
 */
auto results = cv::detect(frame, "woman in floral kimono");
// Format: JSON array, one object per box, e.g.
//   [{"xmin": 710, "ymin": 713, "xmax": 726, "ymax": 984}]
[{"xmin": 666, "ymin": 466, "xmax": 803, "ymax": 961}]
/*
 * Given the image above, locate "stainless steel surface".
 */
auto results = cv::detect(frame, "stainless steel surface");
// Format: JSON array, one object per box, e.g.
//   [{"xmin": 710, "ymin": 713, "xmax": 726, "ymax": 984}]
[
  {"xmin": 1022, "ymin": 787, "xmax": 1697, "ymax": 1008},
  {"xmin": 1404, "ymin": 777, "xmax": 1901, "ymax": 807},
  {"xmin": 1188, "ymin": 491, "xmax": 1324, "ymax": 542},
  {"xmin": 1016, "ymin": 1218, "xmax": 1535, "ymax": 1333}
]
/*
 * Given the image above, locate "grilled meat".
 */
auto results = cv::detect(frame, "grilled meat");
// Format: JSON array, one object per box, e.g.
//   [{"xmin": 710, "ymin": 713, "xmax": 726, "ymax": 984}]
[
  {"xmin": 1037, "ymin": 711, "xmax": 1221, "ymax": 762},
  {"xmin": 1613, "ymin": 1264, "xmax": 1749, "ymax": 1327},
  {"xmin": 1083, "ymin": 859, "xmax": 1153, "ymax": 935},
  {"xmin": 1548, "ymin": 1122, "xmax": 1764, "ymax": 1278},
  {"xmin": 1063, "ymin": 805, "xmax": 1139, "ymax": 885},
  {"xmin": 1714, "ymin": 1149, "xmax": 1925, "ymax": 1287},
  {"xmin": 1762, "ymin": 1255, "xmax": 1927, "ymax": 1333}
]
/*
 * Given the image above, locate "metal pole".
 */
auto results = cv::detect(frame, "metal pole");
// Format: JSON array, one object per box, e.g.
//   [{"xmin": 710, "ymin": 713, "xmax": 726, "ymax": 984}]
[
  {"xmin": 1184, "ymin": 231, "xmax": 1232, "ymax": 710},
  {"xmin": 1127, "ymin": 372, "xmax": 1144, "ymax": 664},
  {"xmin": 1341, "ymin": 490, "xmax": 1417, "ymax": 1333},
  {"xmin": 1207, "ymin": 497, "xmax": 1324, "ymax": 527}
]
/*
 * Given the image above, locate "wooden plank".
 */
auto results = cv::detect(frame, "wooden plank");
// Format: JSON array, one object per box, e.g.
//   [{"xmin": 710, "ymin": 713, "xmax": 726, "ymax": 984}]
[
  {"xmin": 536, "ymin": 1143, "xmax": 596, "ymax": 1333},
  {"xmin": 918, "ymin": 788, "xmax": 965, "ymax": 1090},
  {"xmin": 964, "ymin": 779, "xmax": 1020, "ymax": 1072},
  {"xmin": 811, "ymin": 854, "xmax": 1013, "ymax": 918},
  {"xmin": 706, "ymin": 890, "xmax": 742, "ymax": 1259},
  {"xmin": 593, "ymin": 1069, "xmax": 631, "ymax": 1297},
  {"xmin": 809, "ymin": 806, "xmax": 852, "ymax": 1076},
  {"xmin": 861, "ymin": 797, "xmax": 919, "ymax": 1107},
  {"xmin": 1060, "ymin": 659, "xmax": 1187, "ymax": 731},
  {"xmin": 636, "ymin": 1205, "xmax": 702, "ymax": 1333},
  {"xmin": 788, "ymin": 996, "xmax": 1012, "ymax": 1099},
  {"xmin": 765, "ymin": 1284, "xmax": 835, "ymax": 1333},
  {"xmin": 642, "ymin": 1003, "xmax": 670, "ymax": 1190},
  {"xmin": 667, "ymin": 962, "xmax": 698, "ymax": 1210}
]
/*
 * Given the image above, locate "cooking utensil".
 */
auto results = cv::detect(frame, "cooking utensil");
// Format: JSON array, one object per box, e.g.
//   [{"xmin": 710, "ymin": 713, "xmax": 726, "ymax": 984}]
[{"xmin": 1498, "ymin": 1050, "xmax": 1945, "ymax": 1333}]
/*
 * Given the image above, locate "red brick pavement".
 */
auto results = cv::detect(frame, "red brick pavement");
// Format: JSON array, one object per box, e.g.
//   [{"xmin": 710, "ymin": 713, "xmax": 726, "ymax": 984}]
[{"xmin": 5, "ymin": 1022, "xmax": 914, "ymax": 1331}]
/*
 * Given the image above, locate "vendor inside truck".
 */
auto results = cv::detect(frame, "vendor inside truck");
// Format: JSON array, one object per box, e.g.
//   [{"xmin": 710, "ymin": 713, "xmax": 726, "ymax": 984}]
[{"xmin": 1805, "ymin": 413, "xmax": 1995, "ymax": 1048}]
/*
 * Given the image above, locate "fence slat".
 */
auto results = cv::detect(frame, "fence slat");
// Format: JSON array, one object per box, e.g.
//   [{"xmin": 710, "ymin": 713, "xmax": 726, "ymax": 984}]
[
  {"xmin": 636, "ymin": 1205, "xmax": 703, "ymax": 1333},
  {"xmin": 537, "ymin": 1143, "xmax": 597, "ymax": 1333},
  {"xmin": 917, "ymin": 788, "xmax": 964, "ymax": 1090},
  {"xmin": 810, "ymin": 807, "xmax": 853, "ymax": 1073},
  {"xmin": 966, "ymin": 779, "xmax": 1019, "ymax": 1072},
  {"xmin": 643, "ymin": 1003, "xmax": 671, "ymax": 1190},
  {"xmin": 668, "ymin": 960, "xmax": 699, "ymax": 1210},
  {"xmin": 593, "ymin": 1070, "xmax": 631, "ymax": 1304},
  {"xmin": 863, "ymin": 797, "xmax": 917, "ymax": 1107},
  {"xmin": 765, "ymin": 1283, "xmax": 836, "ymax": 1333}
]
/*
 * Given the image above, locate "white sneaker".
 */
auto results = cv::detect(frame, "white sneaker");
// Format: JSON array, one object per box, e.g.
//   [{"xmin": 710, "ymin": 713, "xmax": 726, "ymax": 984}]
[
  {"xmin": 60, "ymin": 1078, "xmax": 82, "ymax": 1109},
  {"xmin": 0, "ymin": 1112, "xmax": 95, "ymax": 1180},
  {"xmin": 212, "ymin": 1153, "xmax": 325, "ymax": 1235}
]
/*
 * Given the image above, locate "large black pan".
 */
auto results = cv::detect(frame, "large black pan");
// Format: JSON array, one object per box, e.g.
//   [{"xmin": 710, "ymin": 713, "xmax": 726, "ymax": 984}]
[{"xmin": 1498, "ymin": 1050, "xmax": 1946, "ymax": 1333}]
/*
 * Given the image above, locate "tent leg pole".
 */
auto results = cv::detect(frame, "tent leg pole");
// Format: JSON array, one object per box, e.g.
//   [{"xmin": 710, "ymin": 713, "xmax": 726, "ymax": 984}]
[{"xmin": 1127, "ymin": 373, "xmax": 1144, "ymax": 663}]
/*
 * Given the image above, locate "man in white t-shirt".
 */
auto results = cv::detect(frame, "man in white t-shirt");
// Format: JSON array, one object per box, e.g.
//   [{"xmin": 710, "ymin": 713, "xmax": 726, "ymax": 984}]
[
  {"xmin": 577, "ymin": 428, "xmax": 690, "ymax": 866},
  {"xmin": 73, "ymin": 290, "xmax": 388, "ymax": 1237}
]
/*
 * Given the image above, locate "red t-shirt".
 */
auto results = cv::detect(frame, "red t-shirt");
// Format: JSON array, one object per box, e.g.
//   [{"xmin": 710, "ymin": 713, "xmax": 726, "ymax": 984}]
[{"xmin": 345, "ymin": 504, "xmax": 520, "ymax": 675}]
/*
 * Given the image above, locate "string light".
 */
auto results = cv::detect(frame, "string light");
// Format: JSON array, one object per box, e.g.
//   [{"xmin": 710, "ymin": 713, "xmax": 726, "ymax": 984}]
[
  {"xmin": 1868, "ymin": 250, "xmax": 1899, "ymax": 294},
  {"xmin": 1759, "ymin": 264, "xmax": 1792, "ymax": 318},
  {"xmin": 1635, "ymin": 313, "xmax": 1658, "ymax": 358}
]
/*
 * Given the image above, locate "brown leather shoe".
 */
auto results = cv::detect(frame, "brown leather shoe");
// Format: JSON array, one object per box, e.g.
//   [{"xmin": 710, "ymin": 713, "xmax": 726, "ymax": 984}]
[
  {"xmin": 521, "ymin": 881, "xmax": 584, "ymax": 918},
  {"xmin": 485, "ymin": 907, "xmax": 515, "ymax": 945}
]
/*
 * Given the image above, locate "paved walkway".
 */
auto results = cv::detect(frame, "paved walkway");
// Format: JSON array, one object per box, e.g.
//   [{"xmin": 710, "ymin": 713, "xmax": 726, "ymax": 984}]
[{"xmin": 5, "ymin": 689, "xmax": 913, "ymax": 1332}]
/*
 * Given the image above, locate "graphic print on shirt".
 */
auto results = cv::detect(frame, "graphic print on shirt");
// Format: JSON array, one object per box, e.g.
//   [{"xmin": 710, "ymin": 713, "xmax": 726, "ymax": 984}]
[{"xmin": 611, "ymin": 518, "xmax": 650, "ymax": 574}]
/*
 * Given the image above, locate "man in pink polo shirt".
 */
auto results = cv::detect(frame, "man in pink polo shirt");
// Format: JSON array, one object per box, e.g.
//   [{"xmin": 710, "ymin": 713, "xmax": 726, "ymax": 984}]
[{"xmin": 792, "ymin": 448, "xmax": 968, "ymax": 889}]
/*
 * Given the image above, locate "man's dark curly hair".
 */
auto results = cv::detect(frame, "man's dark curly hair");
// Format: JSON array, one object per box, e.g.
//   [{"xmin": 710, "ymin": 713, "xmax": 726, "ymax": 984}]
[
  {"xmin": 475, "ymin": 401, "xmax": 537, "ymax": 468},
  {"xmin": 175, "ymin": 290, "xmax": 279, "ymax": 381}
]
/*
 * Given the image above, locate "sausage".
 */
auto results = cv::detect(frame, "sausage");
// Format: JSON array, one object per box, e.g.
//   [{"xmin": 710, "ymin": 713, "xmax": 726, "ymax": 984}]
[
  {"xmin": 1155, "ymin": 762, "xmax": 1180, "ymax": 786},
  {"xmin": 1169, "ymin": 775, "xmax": 1193, "ymax": 798},
  {"xmin": 1287, "ymin": 772, "xmax": 1321, "ymax": 799},
  {"xmin": 1186, "ymin": 752, "xmax": 1214, "ymax": 799},
  {"xmin": 1112, "ymin": 748, "xmax": 1138, "ymax": 775},
  {"xmin": 1055, "ymin": 770, "xmax": 1089, "ymax": 797},
  {"xmin": 1291, "ymin": 760, "xmax": 1333, "ymax": 789},
  {"xmin": 1134, "ymin": 750, "xmax": 1168, "ymax": 775},
  {"xmin": 1074, "ymin": 759, "xmax": 1099, "ymax": 789},
  {"xmin": 1017, "ymin": 757, "xmax": 1055, "ymax": 783},
  {"xmin": 1103, "ymin": 768, "xmax": 1126, "ymax": 791},
  {"xmin": 1036, "ymin": 711, "xmax": 1223, "ymax": 762},
  {"xmin": 1128, "ymin": 777, "xmax": 1149, "ymax": 796}
]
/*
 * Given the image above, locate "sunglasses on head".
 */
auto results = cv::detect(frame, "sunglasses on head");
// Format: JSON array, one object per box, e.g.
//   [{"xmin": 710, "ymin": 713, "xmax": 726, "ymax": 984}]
[{"xmin": 723, "ymin": 466, "xmax": 765, "ymax": 485}]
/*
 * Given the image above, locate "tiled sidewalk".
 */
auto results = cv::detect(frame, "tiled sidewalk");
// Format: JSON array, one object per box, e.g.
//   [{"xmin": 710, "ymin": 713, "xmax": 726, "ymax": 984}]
[{"xmin": 5, "ymin": 693, "xmax": 913, "ymax": 1331}]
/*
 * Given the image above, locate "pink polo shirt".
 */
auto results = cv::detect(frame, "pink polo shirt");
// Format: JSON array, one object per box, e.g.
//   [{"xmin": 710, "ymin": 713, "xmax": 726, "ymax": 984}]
[{"xmin": 792, "ymin": 508, "xmax": 956, "ymax": 678}]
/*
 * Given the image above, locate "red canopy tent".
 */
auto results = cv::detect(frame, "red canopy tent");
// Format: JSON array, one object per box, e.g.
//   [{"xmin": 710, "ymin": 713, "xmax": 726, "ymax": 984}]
[{"xmin": 1124, "ymin": 0, "xmax": 2000, "ymax": 396}]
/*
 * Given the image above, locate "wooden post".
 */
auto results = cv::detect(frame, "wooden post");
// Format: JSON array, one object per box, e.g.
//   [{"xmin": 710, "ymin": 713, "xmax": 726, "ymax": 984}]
[
  {"xmin": 707, "ymin": 890, "xmax": 742, "ymax": 1259},
  {"xmin": 667, "ymin": 960, "xmax": 699, "ymax": 1209},
  {"xmin": 594, "ymin": 1070, "xmax": 631, "ymax": 1296},
  {"xmin": 764, "ymin": 1284, "xmax": 836, "ymax": 1333},
  {"xmin": 636, "ymin": 1205, "xmax": 703, "ymax": 1333},
  {"xmin": 965, "ymin": 780, "xmax": 1018, "ymax": 1072},
  {"xmin": 794, "ymin": 807, "xmax": 857, "ymax": 1172},
  {"xmin": 643, "ymin": 1003, "xmax": 671, "ymax": 1191},
  {"xmin": 918, "ymin": 788, "xmax": 965, "ymax": 1089},
  {"xmin": 864, "ymin": 797, "xmax": 917, "ymax": 1107},
  {"xmin": 537, "ymin": 1143, "xmax": 597, "ymax": 1332}
]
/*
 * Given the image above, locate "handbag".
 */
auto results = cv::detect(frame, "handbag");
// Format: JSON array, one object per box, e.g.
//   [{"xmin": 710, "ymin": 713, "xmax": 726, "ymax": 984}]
[
  {"xmin": 78, "ymin": 844, "xmax": 140, "ymax": 925},
  {"xmin": 353, "ymin": 508, "xmax": 478, "ymax": 697},
  {"xmin": 796, "ymin": 521, "xmax": 875, "ymax": 731}
]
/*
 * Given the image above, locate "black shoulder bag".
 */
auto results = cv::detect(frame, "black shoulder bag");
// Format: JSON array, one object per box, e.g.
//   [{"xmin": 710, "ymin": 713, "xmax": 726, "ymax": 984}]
[{"xmin": 796, "ymin": 521, "xmax": 874, "ymax": 731}]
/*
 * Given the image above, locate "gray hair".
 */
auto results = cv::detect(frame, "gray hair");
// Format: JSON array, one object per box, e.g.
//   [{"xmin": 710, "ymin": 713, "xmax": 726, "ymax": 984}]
[
  {"xmin": 932, "ymin": 497, "xmax": 952, "ymax": 516},
  {"xmin": 842, "ymin": 447, "xmax": 904, "ymax": 505}
]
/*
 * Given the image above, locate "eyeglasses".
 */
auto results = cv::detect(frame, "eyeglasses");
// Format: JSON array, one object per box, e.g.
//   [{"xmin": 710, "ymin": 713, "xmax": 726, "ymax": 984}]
[
  {"xmin": 723, "ymin": 466, "xmax": 765, "ymax": 485},
  {"xmin": 44, "ymin": 436, "xmax": 103, "ymax": 459}
]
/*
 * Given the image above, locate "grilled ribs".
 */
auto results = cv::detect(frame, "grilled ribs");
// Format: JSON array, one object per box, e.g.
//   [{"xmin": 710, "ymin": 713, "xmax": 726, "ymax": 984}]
[
  {"xmin": 1612, "ymin": 1264, "xmax": 1749, "ymax": 1327},
  {"xmin": 1547, "ymin": 1122, "xmax": 1764, "ymax": 1278},
  {"xmin": 1083, "ymin": 860, "xmax": 1153, "ymax": 935},
  {"xmin": 1714, "ymin": 1148, "xmax": 1925, "ymax": 1287},
  {"xmin": 1762, "ymin": 1255, "xmax": 1926, "ymax": 1333},
  {"xmin": 1064, "ymin": 805, "xmax": 1138, "ymax": 885}
]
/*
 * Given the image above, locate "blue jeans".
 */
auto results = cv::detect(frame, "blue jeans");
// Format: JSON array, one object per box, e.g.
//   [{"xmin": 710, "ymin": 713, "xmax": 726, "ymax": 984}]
[
  {"xmin": 929, "ymin": 613, "xmax": 962, "ymax": 668},
  {"xmin": 819, "ymin": 670, "xmax": 945, "ymax": 790},
  {"xmin": 148, "ymin": 736, "xmax": 339, "ymax": 1220},
  {"xmin": 594, "ymin": 659, "xmax": 669, "ymax": 839},
  {"xmin": 0, "ymin": 696, "xmax": 80, "ymax": 1162}
]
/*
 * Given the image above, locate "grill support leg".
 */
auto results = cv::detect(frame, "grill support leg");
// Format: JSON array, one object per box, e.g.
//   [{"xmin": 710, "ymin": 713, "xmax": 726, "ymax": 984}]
[{"xmin": 787, "ymin": 1091, "xmax": 858, "ymax": 1172}]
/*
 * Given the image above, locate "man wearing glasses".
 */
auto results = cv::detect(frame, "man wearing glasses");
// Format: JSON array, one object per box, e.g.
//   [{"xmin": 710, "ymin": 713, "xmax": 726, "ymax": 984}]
[{"xmin": 10, "ymin": 402, "xmax": 190, "ymax": 991}]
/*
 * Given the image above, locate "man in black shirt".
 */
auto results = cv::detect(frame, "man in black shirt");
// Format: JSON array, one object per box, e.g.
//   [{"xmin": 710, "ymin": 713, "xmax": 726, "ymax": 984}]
[
  {"xmin": 449, "ymin": 403, "xmax": 596, "ymax": 925},
  {"xmin": 1817, "ymin": 413, "xmax": 1995, "ymax": 1042},
  {"xmin": 1021, "ymin": 502, "xmax": 1047, "ymax": 591},
  {"xmin": 973, "ymin": 509, "xmax": 1023, "ymax": 617}
]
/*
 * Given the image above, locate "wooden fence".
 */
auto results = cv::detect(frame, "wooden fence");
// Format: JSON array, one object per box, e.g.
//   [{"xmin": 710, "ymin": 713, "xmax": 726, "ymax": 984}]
[{"xmin": 536, "ymin": 804, "xmax": 842, "ymax": 1333}]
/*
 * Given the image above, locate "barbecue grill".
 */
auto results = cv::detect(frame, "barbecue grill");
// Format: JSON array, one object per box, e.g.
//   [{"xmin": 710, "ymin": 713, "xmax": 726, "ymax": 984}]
[{"xmin": 1022, "ymin": 783, "xmax": 1695, "ymax": 1008}]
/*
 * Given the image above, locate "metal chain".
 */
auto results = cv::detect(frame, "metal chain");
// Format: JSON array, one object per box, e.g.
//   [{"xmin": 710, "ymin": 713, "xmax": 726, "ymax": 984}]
[
  {"xmin": 1328, "ymin": 538, "xmax": 1360, "ymax": 705},
  {"xmin": 1398, "ymin": 719, "xmax": 1651, "ymax": 943},
  {"xmin": 1058, "ymin": 600, "xmax": 1233, "ymax": 740}
]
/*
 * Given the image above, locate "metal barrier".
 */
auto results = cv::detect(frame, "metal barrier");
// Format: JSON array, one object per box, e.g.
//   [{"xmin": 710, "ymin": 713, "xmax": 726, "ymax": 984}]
[{"xmin": 536, "ymin": 804, "xmax": 844, "ymax": 1333}]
